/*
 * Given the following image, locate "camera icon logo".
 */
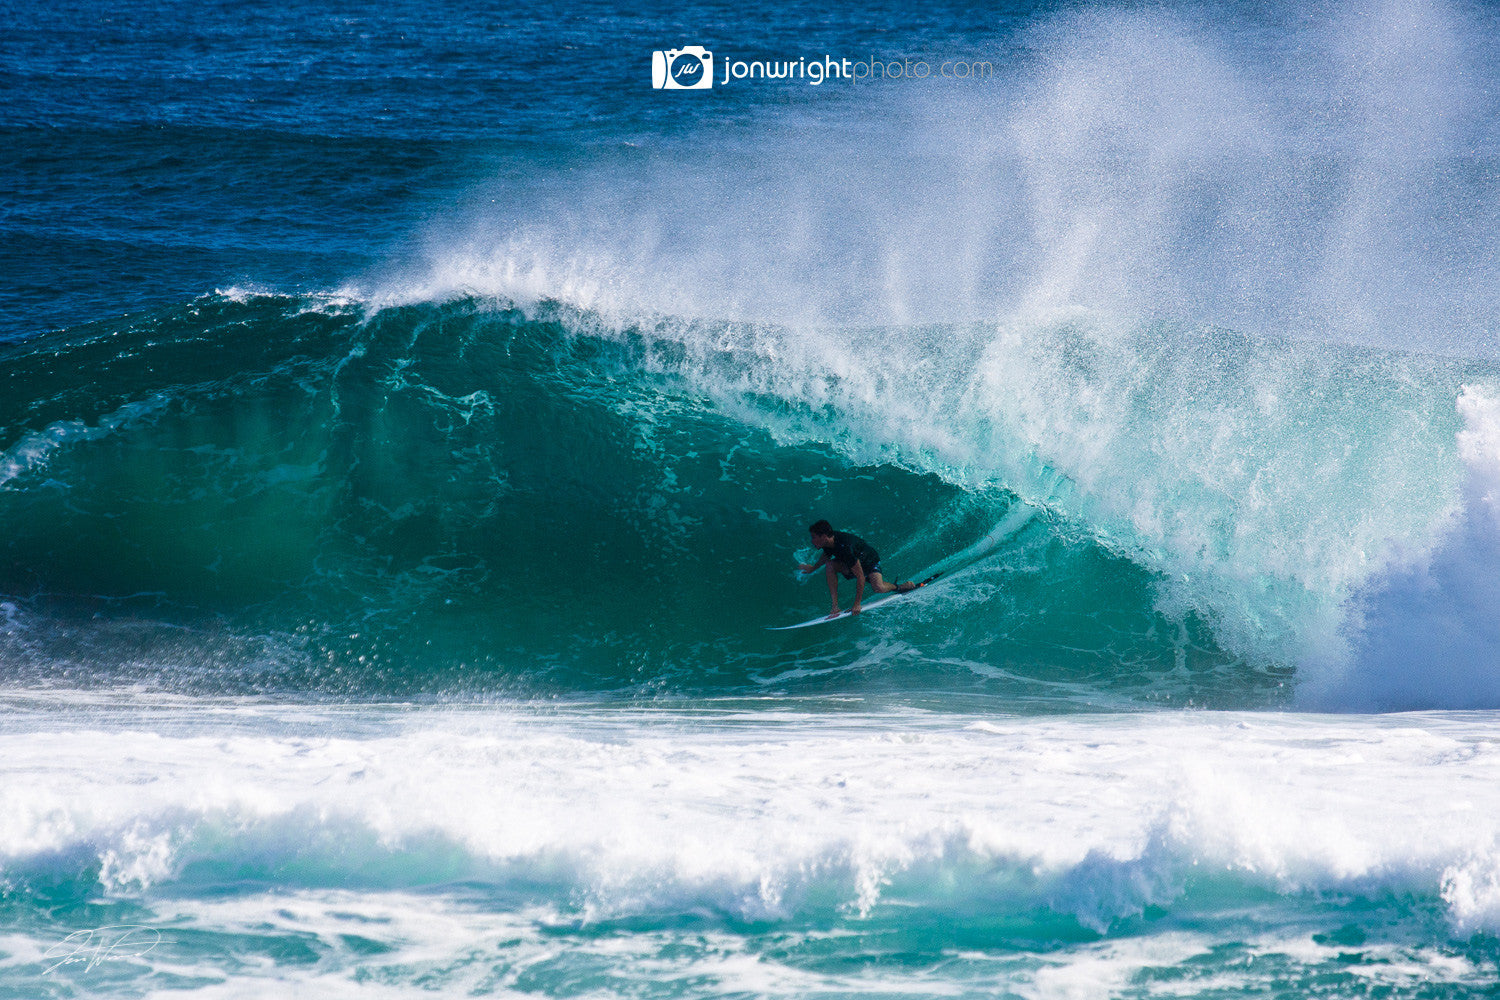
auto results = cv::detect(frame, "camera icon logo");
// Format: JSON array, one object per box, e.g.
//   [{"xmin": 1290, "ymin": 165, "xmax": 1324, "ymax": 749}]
[{"xmin": 652, "ymin": 46, "xmax": 714, "ymax": 90}]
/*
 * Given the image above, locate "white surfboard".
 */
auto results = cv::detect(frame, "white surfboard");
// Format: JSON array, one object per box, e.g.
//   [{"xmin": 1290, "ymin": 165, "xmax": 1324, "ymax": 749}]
[{"xmin": 766, "ymin": 573, "xmax": 942, "ymax": 631}]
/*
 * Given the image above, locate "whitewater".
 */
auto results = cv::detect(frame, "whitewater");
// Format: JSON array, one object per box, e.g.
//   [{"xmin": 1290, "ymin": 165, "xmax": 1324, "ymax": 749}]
[
  {"xmin": 7, "ymin": 0, "xmax": 1500, "ymax": 996},
  {"xmin": 4, "ymin": 695, "xmax": 1500, "ymax": 997}
]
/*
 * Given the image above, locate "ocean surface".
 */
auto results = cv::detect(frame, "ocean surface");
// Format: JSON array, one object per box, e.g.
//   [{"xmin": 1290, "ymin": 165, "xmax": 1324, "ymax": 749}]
[{"xmin": 6, "ymin": 0, "xmax": 1500, "ymax": 996}]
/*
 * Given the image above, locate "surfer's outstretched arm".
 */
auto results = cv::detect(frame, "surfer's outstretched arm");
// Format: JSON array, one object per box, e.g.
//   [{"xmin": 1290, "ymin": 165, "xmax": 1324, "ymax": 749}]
[{"xmin": 798, "ymin": 553, "xmax": 829, "ymax": 574}]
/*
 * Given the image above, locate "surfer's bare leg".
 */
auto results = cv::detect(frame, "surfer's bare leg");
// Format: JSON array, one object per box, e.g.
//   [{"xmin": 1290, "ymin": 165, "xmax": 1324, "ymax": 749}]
[
  {"xmin": 824, "ymin": 561, "xmax": 844, "ymax": 617},
  {"xmin": 868, "ymin": 571, "xmax": 916, "ymax": 594}
]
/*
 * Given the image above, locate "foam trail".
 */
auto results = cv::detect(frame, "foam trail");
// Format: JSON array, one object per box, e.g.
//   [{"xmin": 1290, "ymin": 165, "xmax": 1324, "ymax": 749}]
[
  {"xmin": 0, "ymin": 395, "xmax": 170, "ymax": 489},
  {"xmin": 923, "ymin": 499, "xmax": 1038, "ymax": 580}
]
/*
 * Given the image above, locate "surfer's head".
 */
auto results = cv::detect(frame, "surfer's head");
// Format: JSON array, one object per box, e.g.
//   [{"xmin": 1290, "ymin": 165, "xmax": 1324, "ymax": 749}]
[{"xmin": 809, "ymin": 520, "xmax": 834, "ymax": 547}]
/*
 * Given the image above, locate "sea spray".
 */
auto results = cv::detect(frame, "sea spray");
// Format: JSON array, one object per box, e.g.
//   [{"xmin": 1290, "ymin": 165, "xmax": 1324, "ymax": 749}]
[{"xmin": 1320, "ymin": 385, "xmax": 1500, "ymax": 709}]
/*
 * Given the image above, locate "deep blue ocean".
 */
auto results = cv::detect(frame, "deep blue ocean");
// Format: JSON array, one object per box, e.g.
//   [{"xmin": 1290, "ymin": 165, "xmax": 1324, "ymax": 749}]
[{"xmin": 8, "ymin": 1, "xmax": 1500, "ymax": 996}]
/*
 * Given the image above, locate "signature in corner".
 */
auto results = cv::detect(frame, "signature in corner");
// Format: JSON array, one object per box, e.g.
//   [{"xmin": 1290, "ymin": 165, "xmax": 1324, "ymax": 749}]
[{"xmin": 41, "ymin": 925, "xmax": 162, "ymax": 975}]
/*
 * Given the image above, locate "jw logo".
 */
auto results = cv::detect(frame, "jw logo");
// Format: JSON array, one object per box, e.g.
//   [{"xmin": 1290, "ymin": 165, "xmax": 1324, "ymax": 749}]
[{"xmin": 652, "ymin": 47, "xmax": 713, "ymax": 90}]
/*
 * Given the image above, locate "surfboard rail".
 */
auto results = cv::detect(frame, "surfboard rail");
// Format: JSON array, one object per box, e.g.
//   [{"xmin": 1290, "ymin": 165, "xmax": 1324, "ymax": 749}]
[{"xmin": 766, "ymin": 572, "xmax": 943, "ymax": 631}]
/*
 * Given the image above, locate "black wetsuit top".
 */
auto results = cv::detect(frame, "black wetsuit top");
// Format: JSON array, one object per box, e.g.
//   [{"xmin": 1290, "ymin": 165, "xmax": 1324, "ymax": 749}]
[{"xmin": 823, "ymin": 530, "xmax": 880, "ymax": 577}]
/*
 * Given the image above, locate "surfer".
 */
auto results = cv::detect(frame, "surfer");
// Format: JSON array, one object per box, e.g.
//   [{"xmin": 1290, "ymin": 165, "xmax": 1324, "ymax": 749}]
[{"xmin": 798, "ymin": 520, "xmax": 917, "ymax": 618}]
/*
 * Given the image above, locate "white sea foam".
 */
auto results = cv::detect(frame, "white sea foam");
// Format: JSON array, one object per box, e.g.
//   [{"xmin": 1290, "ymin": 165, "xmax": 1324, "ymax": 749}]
[
  {"xmin": 0, "ymin": 701, "xmax": 1496, "ymax": 996},
  {"xmin": 2, "ymin": 702, "xmax": 1499, "ymax": 933}
]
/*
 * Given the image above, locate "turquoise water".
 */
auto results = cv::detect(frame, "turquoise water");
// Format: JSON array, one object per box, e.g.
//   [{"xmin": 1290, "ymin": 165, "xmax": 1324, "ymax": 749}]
[{"xmin": 9, "ymin": 0, "xmax": 1500, "ymax": 996}]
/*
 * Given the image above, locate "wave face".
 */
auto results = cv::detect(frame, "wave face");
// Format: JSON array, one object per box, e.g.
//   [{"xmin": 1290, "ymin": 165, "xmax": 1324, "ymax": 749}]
[
  {"xmin": 0, "ymin": 292, "xmax": 1237, "ymax": 705},
  {"xmin": 0, "ymin": 289, "xmax": 1495, "ymax": 709},
  {"xmin": 8, "ymin": 1, "xmax": 1500, "ymax": 710}
]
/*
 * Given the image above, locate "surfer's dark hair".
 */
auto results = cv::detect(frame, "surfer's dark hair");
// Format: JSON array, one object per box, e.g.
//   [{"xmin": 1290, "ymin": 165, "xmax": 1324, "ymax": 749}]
[{"xmin": 809, "ymin": 520, "xmax": 834, "ymax": 536}]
